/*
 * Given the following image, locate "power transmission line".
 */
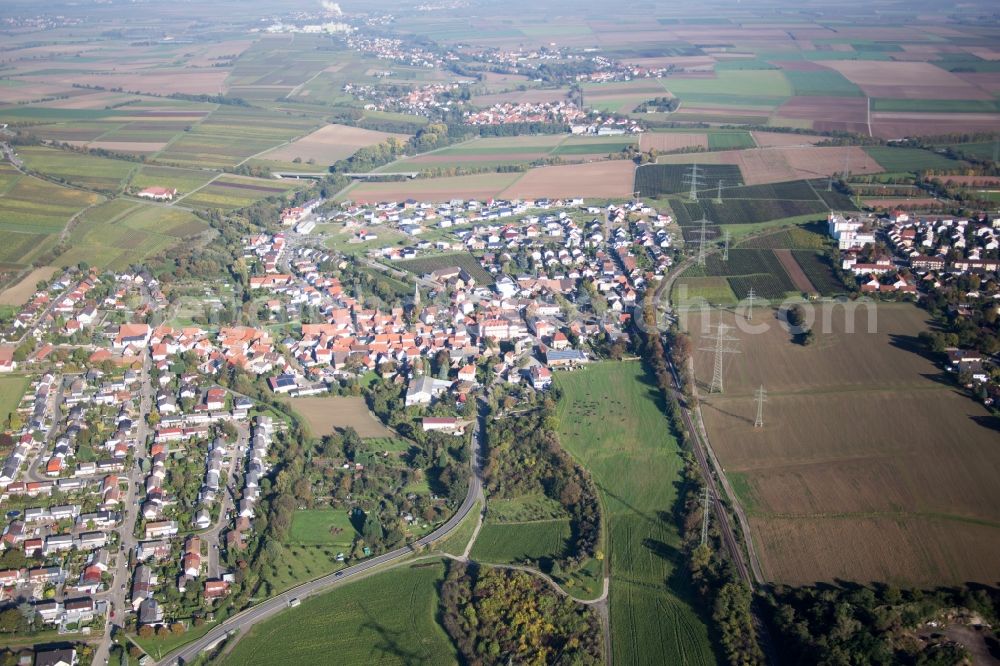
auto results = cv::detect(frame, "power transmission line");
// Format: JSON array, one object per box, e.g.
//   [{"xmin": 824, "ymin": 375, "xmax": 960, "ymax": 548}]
[
  {"xmin": 754, "ymin": 384, "xmax": 767, "ymax": 428},
  {"xmin": 695, "ymin": 217, "xmax": 712, "ymax": 267},
  {"xmin": 699, "ymin": 323, "xmax": 740, "ymax": 394},
  {"xmin": 683, "ymin": 163, "xmax": 704, "ymax": 202},
  {"xmin": 700, "ymin": 486, "xmax": 712, "ymax": 546}
]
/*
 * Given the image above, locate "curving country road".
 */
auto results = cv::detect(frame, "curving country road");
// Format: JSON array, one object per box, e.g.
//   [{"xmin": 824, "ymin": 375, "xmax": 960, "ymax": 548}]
[{"xmin": 157, "ymin": 399, "xmax": 486, "ymax": 666}]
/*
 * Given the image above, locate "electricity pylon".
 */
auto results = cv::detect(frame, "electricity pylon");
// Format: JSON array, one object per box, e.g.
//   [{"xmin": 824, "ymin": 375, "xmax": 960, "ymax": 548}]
[
  {"xmin": 722, "ymin": 229, "xmax": 730, "ymax": 262},
  {"xmin": 700, "ymin": 323, "xmax": 740, "ymax": 394},
  {"xmin": 695, "ymin": 217, "xmax": 712, "ymax": 267},
  {"xmin": 746, "ymin": 287, "xmax": 756, "ymax": 321},
  {"xmin": 683, "ymin": 163, "xmax": 704, "ymax": 202},
  {"xmin": 754, "ymin": 384, "xmax": 767, "ymax": 428}
]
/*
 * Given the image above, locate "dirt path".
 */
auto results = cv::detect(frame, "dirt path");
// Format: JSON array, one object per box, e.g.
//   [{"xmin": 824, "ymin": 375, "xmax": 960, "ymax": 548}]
[{"xmin": 774, "ymin": 248, "xmax": 816, "ymax": 294}]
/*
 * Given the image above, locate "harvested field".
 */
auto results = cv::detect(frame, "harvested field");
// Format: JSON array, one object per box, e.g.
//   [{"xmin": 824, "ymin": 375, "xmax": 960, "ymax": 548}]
[
  {"xmin": 656, "ymin": 146, "xmax": 881, "ymax": 185},
  {"xmin": 953, "ymin": 72, "xmax": 1000, "ymax": 95},
  {"xmin": 773, "ymin": 249, "xmax": 815, "ymax": 293},
  {"xmin": 0, "ymin": 266, "xmax": 58, "ymax": 305},
  {"xmin": 750, "ymin": 132, "xmax": 825, "ymax": 147},
  {"xmin": 870, "ymin": 112, "xmax": 1000, "ymax": 139},
  {"xmin": 745, "ymin": 146, "xmax": 881, "ymax": 184},
  {"xmin": 345, "ymin": 172, "xmax": 521, "ymax": 203},
  {"xmin": 500, "ymin": 160, "xmax": 635, "ymax": 199},
  {"xmin": 639, "ymin": 132, "xmax": 708, "ymax": 152},
  {"xmin": 776, "ymin": 96, "xmax": 869, "ymax": 134},
  {"xmin": 285, "ymin": 395, "xmax": 395, "ymax": 438},
  {"xmin": 824, "ymin": 61, "xmax": 993, "ymax": 100},
  {"xmin": 688, "ymin": 305, "xmax": 1000, "ymax": 585},
  {"xmin": 862, "ymin": 197, "xmax": 940, "ymax": 208},
  {"xmin": 31, "ymin": 69, "xmax": 228, "ymax": 96},
  {"xmin": 260, "ymin": 123, "xmax": 409, "ymax": 164}
]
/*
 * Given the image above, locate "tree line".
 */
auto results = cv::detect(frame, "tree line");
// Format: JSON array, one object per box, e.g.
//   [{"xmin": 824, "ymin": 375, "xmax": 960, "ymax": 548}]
[
  {"xmin": 483, "ymin": 402, "xmax": 601, "ymax": 573},
  {"xmin": 440, "ymin": 560, "xmax": 602, "ymax": 665}
]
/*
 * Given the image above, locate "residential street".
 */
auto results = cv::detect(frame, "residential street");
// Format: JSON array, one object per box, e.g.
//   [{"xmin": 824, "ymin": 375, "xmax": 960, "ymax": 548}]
[
  {"xmin": 156, "ymin": 395, "xmax": 486, "ymax": 666},
  {"xmin": 92, "ymin": 352, "xmax": 151, "ymax": 665}
]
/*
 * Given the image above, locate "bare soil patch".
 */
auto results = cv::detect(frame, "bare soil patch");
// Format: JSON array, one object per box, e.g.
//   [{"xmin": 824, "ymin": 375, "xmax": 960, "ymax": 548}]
[
  {"xmin": 0, "ymin": 266, "xmax": 57, "ymax": 306},
  {"xmin": 776, "ymin": 96, "xmax": 869, "ymax": 134},
  {"xmin": 824, "ymin": 61, "xmax": 992, "ymax": 100},
  {"xmin": 262, "ymin": 124, "xmax": 410, "ymax": 164},
  {"xmin": 346, "ymin": 172, "xmax": 520, "ymax": 203},
  {"xmin": 286, "ymin": 395, "xmax": 394, "ymax": 438},
  {"xmin": 871, "ymin": 112, "xmax": 1000, "ymax": 139},
  {"xmin": 689, "ymin": 305, "xmax": 1000, "ymax": 585},
  {"xmin": 773, "ymin": 249, "xmax": 816, "ymax": 293},
  {"xmin": 33, "ymin": 69, "xmax": 228, "ymax": 96},
  {"xmin": 500, "ymin": 160, "xmax": 635, "ymax": 199},
  {"xmin": 751, "ymin": 132, "xmax": 825, "ymax": 148},
  {"xmin": 639, "ymin": 133, "xmax": 708, "ymax": 152}
]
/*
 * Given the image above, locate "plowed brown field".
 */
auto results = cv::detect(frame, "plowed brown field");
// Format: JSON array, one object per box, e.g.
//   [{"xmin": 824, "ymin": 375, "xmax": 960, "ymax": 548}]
[{"xmin": 688, "ymin": 304, "xmax": 1000, "ymax": 585}]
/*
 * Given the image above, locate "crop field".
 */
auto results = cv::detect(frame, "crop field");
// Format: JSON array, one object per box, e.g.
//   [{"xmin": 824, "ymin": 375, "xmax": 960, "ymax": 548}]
[
  {"xmin": 661, "ymin": 69, "xmax": 793, "ymax": 100},
  {"xmin": 18, "ymin": 146, "xmax": 136, "ymax": 192},
  {"xmin": 750, "ymin": 132, "xmax": 826, "ymax": 148},
  {"xmin": 285, "ymin": 395, "xmax": 395, "ymax": 438},
  {"xmin": 773, "ymin": 249, "xmax": 816, "ymax": 293},
  {"xmin": 55, "ymin": 201, "xmax": 204, "ymax": 270},
  {"xmin": 863, "ymin": 146, "xmax": 966, "ymax": 172},
  {"xmin": 260, "ymin": 123, "xmax": 411, "ymax": 165},
  {"xmin": 395, "ymin": 252, "xmax": 493, "ymax": 285},
  {"xmin": 822, "ymin": 60, "xmax": 994, "ymax": 100},
  {"xmin": 684, "ymin": 248, "xmax": 798, "ymax": 300},
  {"xmin": 0, "ymin": 375, "xmax": 29, "ymax": 428},
  {"xmin": 469, "ymin": 519, "xmax": 571, "ymax": 564},
  {"xmin": 0, "ymin": 233, "xmax": 52, "ymax": 270},
  {"xmin": 156, "ymin": 107, "xmax": 319, "ymax": 169},
  {"xmin": 789, "ymin": 249, "xmax": 845, "ymax": 295},
  {"xmin": 0, "ymin": 174, "xmax": 101, "ymax": 235},
  {"xmin": 129, "ymin": 166, "xmax": 217, "ymax": 195},
  {"xmin": 706, "ymin": 131, "xmax": 756, "ymax": 150},
  {"xmin": 663, "ymin": 178, "xmax": 853, "ymax": 241},
  {"xmin": 671, "ymin": 193, "xmax": 828, "ymax": 229},
  {"xmin": 555, "ymin": 362, "xmax": 714, "ymax": 666},
  {"xmin": 181, "ymin": 175, "xmax": 301, "ymax": 210},
  {"xmin": 551, "ymin": 138, "xmax": 637, "ymax": 156},
  {"xmin": 289, "ymin": 509, "xmax": 358, "ymax": 549},
  {"xmin": 343, "ymin": 172, "xmax": 522, "ymax": 204},
  {"xmin": 221, "ymin": 562, "xmax": 457, "ymax": 666},
  {"xmin": 673, "ymin": 276, "xmax": 739, "ymax": 305},
  {"xmin": 936, "ymin": 141, "xmax": 998, "ymax": 161},
  {"xmin": 736, "ymin": 222, "xmax": 829, "ymax": 250},
  {"xmin": 688, "ymin": 305, "xmax": 1000, "ymax": 586},
  {"xmin": 500, "ymin": 160, "xmax": 636, "ymax": 199},
  {"xmin": 639, "ymin": 132, "xmax": 708, "ymax": 152},
  {"xmin": 653, "ymin": 146, "xmax": 882, "ymax": 186},
  {"xmin": 635, "ymin": 163, "xmax": 743, "ymax": 198},
  {"xmin": 784, "ymin": 69, "xmax": 864, "ymax": 96}
]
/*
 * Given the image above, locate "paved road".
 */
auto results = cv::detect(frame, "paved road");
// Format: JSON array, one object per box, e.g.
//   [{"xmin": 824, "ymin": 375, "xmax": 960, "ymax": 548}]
[
  {"xmin": 94, "ymin": 352, "xmax": 152, "ymax": 666},
  {"xmin": 157, "ymin": 395, "xmax": 486, "ymax": 666}
]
